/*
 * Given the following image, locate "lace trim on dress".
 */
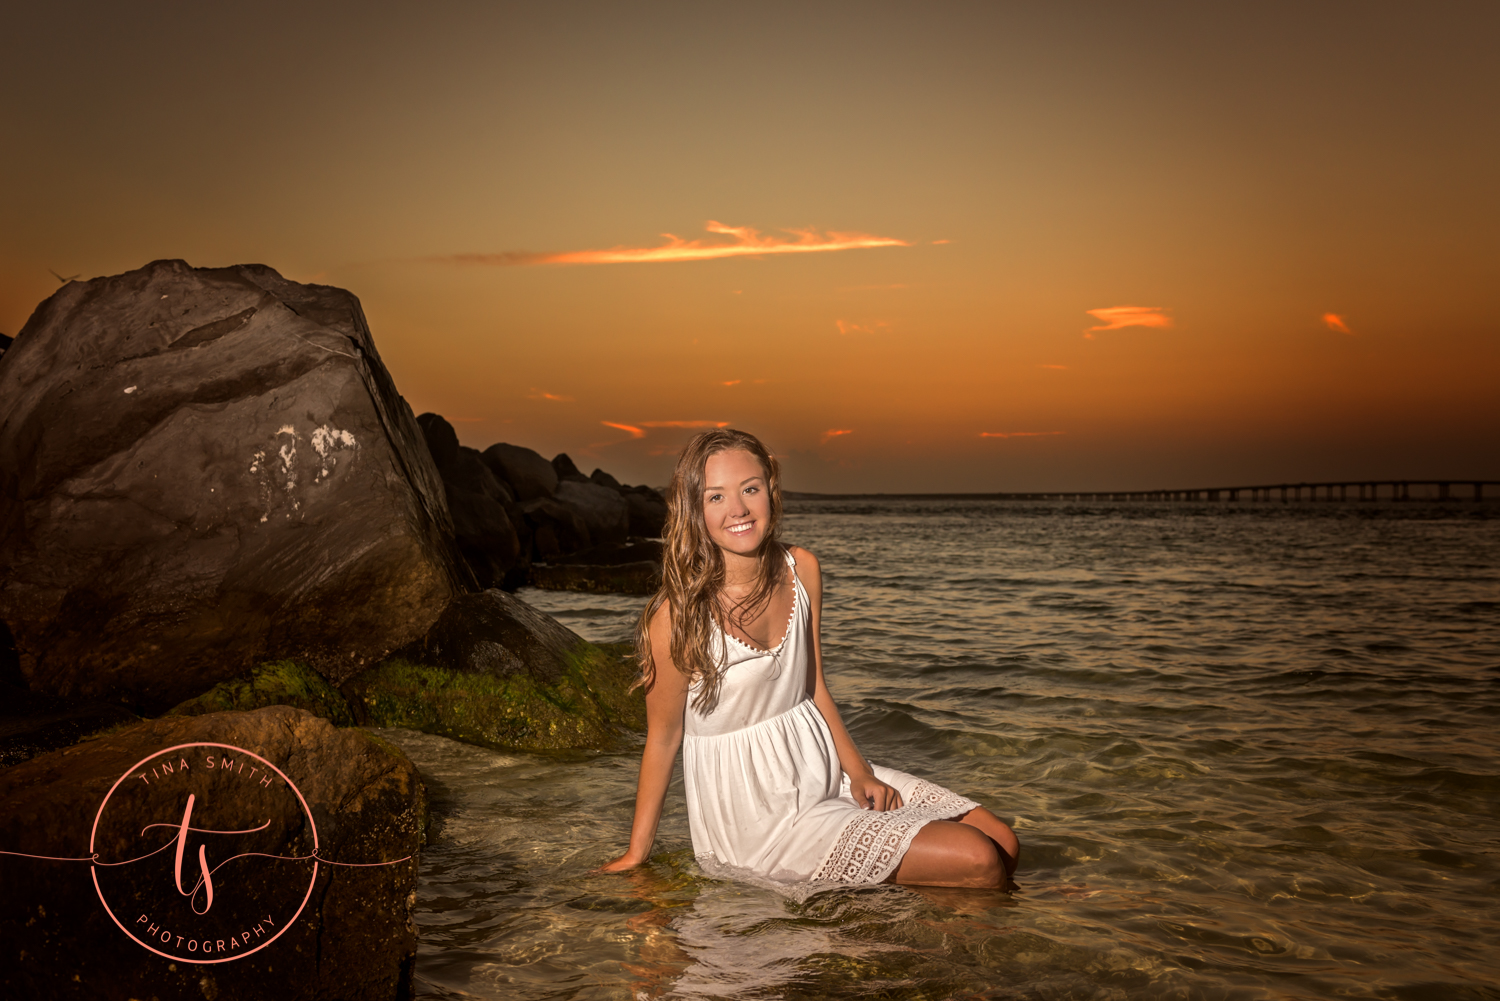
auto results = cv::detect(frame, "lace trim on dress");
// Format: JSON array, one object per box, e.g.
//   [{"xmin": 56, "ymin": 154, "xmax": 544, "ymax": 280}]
[{"xmin": 811, "ymin": 780, "xmax": 980, "ymax": 884}]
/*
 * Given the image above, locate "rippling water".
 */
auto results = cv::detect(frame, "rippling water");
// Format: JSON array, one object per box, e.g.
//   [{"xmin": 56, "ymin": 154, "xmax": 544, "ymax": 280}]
[{"xmin": 380, "ymin": 500, "xmax": 1500, "ymax": 1000}]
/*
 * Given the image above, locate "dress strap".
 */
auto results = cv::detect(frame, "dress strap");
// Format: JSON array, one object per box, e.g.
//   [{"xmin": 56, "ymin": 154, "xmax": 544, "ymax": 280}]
[{"xmin": 783, "ymin": 544, "xmax": 796, "ymax": 569}]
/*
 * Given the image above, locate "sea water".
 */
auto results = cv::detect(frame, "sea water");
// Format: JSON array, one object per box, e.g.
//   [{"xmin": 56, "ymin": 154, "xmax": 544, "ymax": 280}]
[{"xmin": 379, "ymin": 499, "xmax": 1500, "ymax": 1000}]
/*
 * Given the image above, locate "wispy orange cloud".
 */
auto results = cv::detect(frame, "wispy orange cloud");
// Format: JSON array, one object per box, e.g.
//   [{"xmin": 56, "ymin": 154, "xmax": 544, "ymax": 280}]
[
  {"xmin": 601, "ymin": 421, "xmax": 645, "ymax": 439},
  {"xmin": 721, "ymin": 379, "xmax": 741, "ymax": 386},
  {"xmin": 529, "ymin": 388, "xmax": 574, "ymax": 402},
  {"xmin": 1084, "ymin": 306, "xmax": 1173, "ymax": 336},
  {"xmin": 835, "ymin": 318, "xmax": 890, "ymax": 335},
  {"xmin": 1323, "ymin": 312, "xmax": 1352, "ymax": 334},
  {"xmin": 821, "ymin": 429, "xmax": 854, "ymax": 444},
  {"xmin": 434, "ymin": 221, "xmax": 910, "ymax": 267},
  {"xmin": 1039, "ymin": 364, "xmax": 1068, "ymax": 370},
  {"xmin": 979, "ymin": 431, "xmax": 1064, "ymax": 438},
  {"xmin": 641, "ymin": 420, "xmax": 730, "ymax": 429}
]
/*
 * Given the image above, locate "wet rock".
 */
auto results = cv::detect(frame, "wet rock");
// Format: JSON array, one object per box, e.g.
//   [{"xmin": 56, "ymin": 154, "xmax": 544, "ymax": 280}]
[
  {"xmin": 624, "ymin": 485, "xmax": 669, "ymax": 538},
  {"xmin": 0, "ymin": 261, "xmax": 465, "ymax": 713},
  {"xmin": 0, "ymin": 682, "xmax": 139, "ymax": 769},
  {"xmin": 556, "ymin": 480, "xmax": 630, "ymax": 548},
  {"xmin": 521, "ymin": 496, "xmax": 592, "ymax": 560},
  {"xmin": 165, "ymin": 660, "xmax": 356, "ymax": 727},
  {"xmin": 482, "ymin": 442, "xmax": 557, "ymax": 502},
  {"xmin": 590, "ymin": 468, "xmax": 623, "ymax": 490},
  {"xmin": 0, "ymin": 705, "xmax": 423, "ymax": 1001},
  {"xmin": 342, "ymin": 590, "xmax": 645, "ymax": 751},
  {"xmin": 554, "ymin": 540, "xmax": 664, "ymax": 566},
  {"xmin": 530, "ymin": 561, "xmax": 658, "ymax": 595},
  {"xmin": 552, "ymin": 452, "xmax": 590, "ymax": 483}
]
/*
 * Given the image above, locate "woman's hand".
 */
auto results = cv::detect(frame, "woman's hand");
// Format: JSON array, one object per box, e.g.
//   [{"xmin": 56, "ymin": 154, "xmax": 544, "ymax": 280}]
[
  {"xmin": 848, "ymin": 773, "xmax": 904, "ymax": 811},
  {"xmin": 597, "ymin": 852, "xmax": 645, "ymax": 873}
]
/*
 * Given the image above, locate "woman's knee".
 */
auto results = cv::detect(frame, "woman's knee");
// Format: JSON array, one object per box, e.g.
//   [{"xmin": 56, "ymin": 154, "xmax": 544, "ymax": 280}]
[{"xmin": 951, "ymin": 825, "xmax": 1004, "ymax": 887}]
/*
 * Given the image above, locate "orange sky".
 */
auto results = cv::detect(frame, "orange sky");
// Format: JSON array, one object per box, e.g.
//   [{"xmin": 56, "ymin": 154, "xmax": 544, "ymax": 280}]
[{"xmin": 2, "ymin": 2, "xmax": 1496, "ymax": 491}]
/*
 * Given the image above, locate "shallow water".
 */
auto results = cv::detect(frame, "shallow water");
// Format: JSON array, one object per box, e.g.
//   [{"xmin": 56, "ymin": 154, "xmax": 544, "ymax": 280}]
[{"xmin": 381, "ymin": 500, "xmax": 1500, "ymax": 1000}]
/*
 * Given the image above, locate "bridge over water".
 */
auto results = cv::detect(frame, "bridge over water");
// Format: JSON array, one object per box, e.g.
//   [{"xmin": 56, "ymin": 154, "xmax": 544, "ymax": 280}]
[{"xmin": 788, "ymin": 481, "xmax": 1498, "ymax": 503}]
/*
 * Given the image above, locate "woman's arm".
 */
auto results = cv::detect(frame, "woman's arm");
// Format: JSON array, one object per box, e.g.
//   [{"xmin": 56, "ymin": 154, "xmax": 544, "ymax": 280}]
[
  {"xmin": 794, "ymin": 546, "xmax": 904, "ymax": 811},
  {"xmin": 600, "ymin": 604, "xmax": 690, "ymax": 871}
]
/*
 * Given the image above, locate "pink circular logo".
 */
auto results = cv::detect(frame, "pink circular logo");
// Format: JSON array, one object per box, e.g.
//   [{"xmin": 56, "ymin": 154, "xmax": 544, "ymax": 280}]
[{"xmin": 90, "ymin": 742, "xmax": 319, "ymax": 964}]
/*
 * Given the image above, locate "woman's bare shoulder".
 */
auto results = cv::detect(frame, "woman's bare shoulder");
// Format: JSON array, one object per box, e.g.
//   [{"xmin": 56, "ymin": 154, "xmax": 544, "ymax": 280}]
[{"xmin": 786, "ymin": 545, "xmax": 822, "ymax": 582}]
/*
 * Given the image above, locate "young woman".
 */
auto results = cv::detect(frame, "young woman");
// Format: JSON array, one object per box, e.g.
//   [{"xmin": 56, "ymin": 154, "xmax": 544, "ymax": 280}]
[{"xmin": 602, "ymin": 429, "xmax": 1018, "ymax": 887}]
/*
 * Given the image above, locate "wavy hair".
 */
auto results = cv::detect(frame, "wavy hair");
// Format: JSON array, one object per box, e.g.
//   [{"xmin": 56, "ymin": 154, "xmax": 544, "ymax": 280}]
[{"xmin": 633, "ymin": 428, "xmax": 785, "ymax": 711}]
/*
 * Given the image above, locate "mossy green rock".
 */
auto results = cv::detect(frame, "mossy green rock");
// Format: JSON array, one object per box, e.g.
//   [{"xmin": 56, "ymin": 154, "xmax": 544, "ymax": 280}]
[
  {"xmin": 342, "ymin": 589, "xmax": 646, "ymax": 752},
  {"xmin": 165, "ymin": 659, "xmax": 356, "ymax": 726},
  {"xmin": 344, "ymin": 642, "xmax": 643, "ymax": 751}
]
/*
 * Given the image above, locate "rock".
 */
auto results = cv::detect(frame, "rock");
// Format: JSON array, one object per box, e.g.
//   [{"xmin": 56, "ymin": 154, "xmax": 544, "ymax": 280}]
[
  {"xmin": 447, "ymin": 488, "xmax": 523, "ymax": 588},
  {"xmin": 451, "ymin": 446, "xmax": 516, "ymax": 505},
  {"xmin": 0, "ymin": 332, "xmax": 12, "ymax": 359},
  {"xmin": 552, "ymin": 452, "xmax": 589, "ymax": 483},
  {"xmin": 530, "ymin": 561, "xmax": 659, "ymax": 595},
  {"xmin": 415, "ymin": 411, "xmax": 459, "ymax": 471},
  {"xmin": 0, "ymin": 705, "xmax": 423, "ymax": 1000},
  {"xmin": 553, "ymin": 540, "xmax": 664, "ymax": 566},
  {"xmin": 556, "ymin": 480, "xmax": 630, "ymax": 548},
  {"xmin": 590, "ymin": 467, "xmax": 623, "ymax": 490},
  {"xmin": 0, "ymin": 261, "xmax": 466, "ymax": 713},
  {"xmin": 521, "ymin": 496, "xmax": 592, "ymax": 560},
  {"xmin": 482, "ymin": 442, "xmax": 557, "ymax": 502},
  {"xmin": 624, "ymin": 486, "xmax": 669, "ymax": 538},
  {"xmin": 164, "ymin": 660, "xmax": 356, "ymax": 727},
  {"xmin": 0, "ymin": 681, "xmax": 139, "ymax": 769},
  {"xmin": 342, "ymin": 590, "xmax": 645, "ymax": 751}
]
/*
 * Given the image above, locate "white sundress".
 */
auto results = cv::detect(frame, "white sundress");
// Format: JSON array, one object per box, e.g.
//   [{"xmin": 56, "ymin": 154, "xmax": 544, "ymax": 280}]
[{"xmin": 681, "ymin": 548, "xmax": 979, "ymax": 885}]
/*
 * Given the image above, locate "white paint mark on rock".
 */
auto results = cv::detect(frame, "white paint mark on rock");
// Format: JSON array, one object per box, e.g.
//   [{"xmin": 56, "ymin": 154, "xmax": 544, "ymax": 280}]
[
  {"xmin": 310, "ymin": 424, "xmax": 358, "ymax": 481},
  {"xmin": 123, "ymin": 386, "xmax": 137, "ymax": 394}
]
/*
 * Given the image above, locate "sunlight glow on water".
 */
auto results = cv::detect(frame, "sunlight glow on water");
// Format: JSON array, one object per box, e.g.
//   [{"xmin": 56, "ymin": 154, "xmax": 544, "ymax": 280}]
[{"xmin": 384, "ymin": 500, "xmax": 1500, "ymax": 1000}]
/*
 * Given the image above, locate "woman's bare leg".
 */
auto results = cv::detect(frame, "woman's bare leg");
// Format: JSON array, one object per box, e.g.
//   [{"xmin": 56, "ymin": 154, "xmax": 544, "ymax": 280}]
[
  {"xmin": 886, "ymin": 820, "xmax": 1004, "ymax": 888},
  {"xmin": 957, "ymin": 807, "xmax": 1019, "ymax": 876}
]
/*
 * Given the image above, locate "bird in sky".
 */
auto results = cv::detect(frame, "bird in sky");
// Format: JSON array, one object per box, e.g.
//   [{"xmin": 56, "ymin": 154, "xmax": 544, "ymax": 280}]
[{"xmin": 48, "ymin": 269, "xmax": 80, "ymax": 284}]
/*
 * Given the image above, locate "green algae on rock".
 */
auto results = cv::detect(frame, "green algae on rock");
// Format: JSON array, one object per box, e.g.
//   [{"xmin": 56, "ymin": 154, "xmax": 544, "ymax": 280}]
[
  {"xmin": 343, "ymin": 639, "xmax": 645, "ymax": 752},
  {"xmin": 165, "ymin": 659, "xmax": 357, "ymax": 726}
]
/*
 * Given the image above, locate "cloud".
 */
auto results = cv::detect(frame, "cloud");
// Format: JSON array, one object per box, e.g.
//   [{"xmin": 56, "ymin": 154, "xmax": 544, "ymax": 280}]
[
  {"xmin": 1323, "ymin": 312, "xmax": 1352, "ymax": 334},
  {"xmin": 821, "ymin": 429, "xmax": 854, "ymax": 444},
  {"xmin": 1039, "ymin": 364, "xmax": 1068, "ymax": 370},
  {"xmin": 979, "ymin": 431, "xmax": 1064, "ymax": 438},
  {"xmin": 1084, "ymin": 306, "xmax": 1173, "ymax": 335},
  {"xmin": 528, "ymin": 388, "xmax": 574, "ymax": 402},
  {"xmin": 433, "ymin": 221, "xmax": 910, "ymax": 268},
  {"xmin": 640, "ymin": 420, "xmax": 730, "ymax": 429},
  {"xmin": 721, "ymin": 379, "xmax": 741, "ymax": 386},
  {"xmin": 600, "ymin": 419, "xmax": 731, "ymax": 441},
  {"xmin": 835, "ymin": 318, "xmax": 890, "ymax": 335}
]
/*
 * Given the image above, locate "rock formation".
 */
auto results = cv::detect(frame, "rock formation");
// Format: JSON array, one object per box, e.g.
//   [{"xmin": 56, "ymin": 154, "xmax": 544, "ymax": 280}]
[
  {"xmin": 343, "ymin": 589, "xmax": 645, "ymax": 751},
  {"xmin": 416, "ymin": 413, "xmax": 524, "ymax": 588},
  {"xmin": 0, "ymin": 261, "xmax": 466, "ymax": 713},
  {"xmin": 0, "ymin": 706, "xmax": 424, "ymax": 1001}
]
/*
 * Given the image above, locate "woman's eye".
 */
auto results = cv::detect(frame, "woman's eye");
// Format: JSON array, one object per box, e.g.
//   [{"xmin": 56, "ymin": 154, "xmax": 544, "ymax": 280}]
[
  {"xmin": 744, "ymin": 486, "xmax": 759, "ymax": 495},
  {"xmin": 707, "ymin": 493, "xmax": 722, "ymax": 503}
]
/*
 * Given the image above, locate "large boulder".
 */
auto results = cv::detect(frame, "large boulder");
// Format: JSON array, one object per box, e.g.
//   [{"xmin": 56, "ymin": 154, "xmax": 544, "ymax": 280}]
[
  {"xmin": 342, "ymin": 590, "xmax": 645, "ymax": 751},
  {"xmin": 416, "ymin": 414, "xmax": 523, "ymax": 587},
  {"xmin": 555, "ymin": 479, "xmax": 630, "ymax": 548},
  {"xmin": 482, "ymin": 442, "xmax": 557, "ymax": 502},
  {"xmin": 551, "ymin": 452, "xmax": 589, "ymax": 483},
  {"xmin": 520, "ymin": 496, "xmax": 591, "ymax": 560},
  {"xmin": 0, "ymin": 705, "xmax": 424, "ymax": 1001},
  {"xmin": 624, "ymin": 485, "xmax": 669, "ymax": 538},
  {"xmin": 0, "ymin": 261, "xmax": 466, "ymax": 713}
]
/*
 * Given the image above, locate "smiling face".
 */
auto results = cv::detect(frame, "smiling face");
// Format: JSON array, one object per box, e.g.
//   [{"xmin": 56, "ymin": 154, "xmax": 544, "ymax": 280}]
[{"xmin": 701, "ymin": 448, "xmax": 772, "ymax": 557}]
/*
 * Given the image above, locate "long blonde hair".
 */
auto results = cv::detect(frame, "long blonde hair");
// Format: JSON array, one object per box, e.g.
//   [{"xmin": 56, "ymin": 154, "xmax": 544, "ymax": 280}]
[{"xmin": 633, "ymin": 428, "xmax": 785, "ymax": 711}]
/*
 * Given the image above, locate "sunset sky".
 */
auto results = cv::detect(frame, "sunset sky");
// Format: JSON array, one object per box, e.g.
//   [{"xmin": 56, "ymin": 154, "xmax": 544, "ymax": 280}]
[{"xmin": 3, "ymin": 1, "xmax": 1496, "ymax": 492}]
